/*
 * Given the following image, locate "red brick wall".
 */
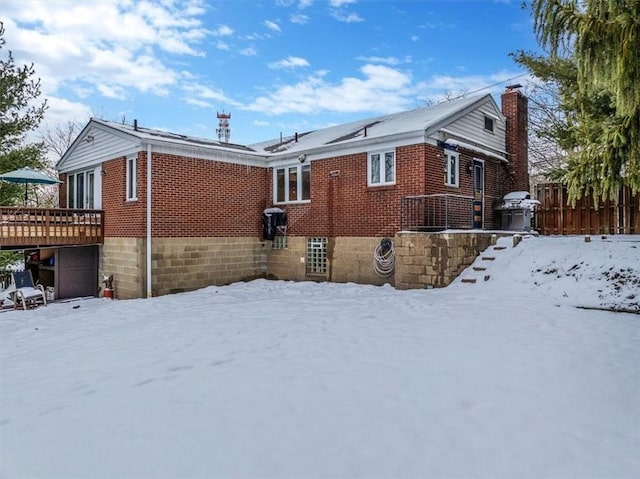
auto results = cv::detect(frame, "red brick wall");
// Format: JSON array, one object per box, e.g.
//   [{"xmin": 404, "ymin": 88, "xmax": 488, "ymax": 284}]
[
  {"xmin": 99, "ymin": 152, "xmax": 268, "ymax": 238},
  {"xmin": 424, "ymin": 143, "xmax": 506, "ymax": 229},
  {"xmin": 151, "ymin": 154, "xmax": 267, "ymax": 237},
  {"xmin": 63, "ymin": 140, "xmax": 511, "ymax": 239},
  {"xmin": 59, "ymin": 173, "xmax": 67, "ymax": 208},
  {"xmin": 267, "ymin": 144, "xmax": 427, "ymax": 238},
  {"xmin": 102, "ymin": 155, "xmax": 146, "ymax": 237},
  {"xmin": 501, "ymin": 88, "xmax": 530, "ymax": 192}
]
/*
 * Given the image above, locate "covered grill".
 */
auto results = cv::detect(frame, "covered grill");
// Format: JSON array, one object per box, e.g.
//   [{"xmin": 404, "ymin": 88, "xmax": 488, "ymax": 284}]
[{"xmin": 495, "ymin": 191, "xmax": 540, "ymax": 231}]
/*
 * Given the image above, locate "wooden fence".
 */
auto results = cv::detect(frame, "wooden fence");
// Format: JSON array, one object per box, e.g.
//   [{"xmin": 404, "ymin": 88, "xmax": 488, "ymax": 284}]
[{"xmin": 535, "ymin": 183, "xmax": 640, "ymax": 235}]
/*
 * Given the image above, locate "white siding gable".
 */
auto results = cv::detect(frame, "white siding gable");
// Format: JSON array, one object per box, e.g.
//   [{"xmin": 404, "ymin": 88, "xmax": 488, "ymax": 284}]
[
  {"xmin": 432, "ymin": 96, "xmax": 507, "ymax": 157},
  {"xmin": 57, "ymin": 122, "xmax": 140, "ymax": 174}
]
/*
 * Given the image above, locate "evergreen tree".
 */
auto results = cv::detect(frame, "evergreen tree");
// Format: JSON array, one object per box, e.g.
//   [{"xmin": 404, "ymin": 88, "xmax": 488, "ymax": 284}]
[
  {"xmin": 530, "ymin": 0, "xmax": 640, "ymax": 202},
  {"xmin": 0, "ymin": 22, "xmax": 48, "ymax": 205}
]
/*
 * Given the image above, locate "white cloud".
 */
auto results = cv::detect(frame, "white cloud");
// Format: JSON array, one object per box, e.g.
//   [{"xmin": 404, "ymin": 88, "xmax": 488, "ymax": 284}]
[
  {"xmin": 185, "ymin": 98, "xmax": 213, "ymax": 108},
  {"xmin": 277, "ymin": 0, "xmax": 313, "ymax": 7},
  {"xmin": 96, "ymin": 84, "xmax": 127, "ymax": 100},
  {"xmin": 268, "ymin": 56, "xmax": 310, "ymax": 69},
  {"xmin": 331, "ymin": 11, "xmax": 363, "ymax": 23},
  {"xmin": 243, "ymin": 64, "xmax": 411, "ymax": 115},
  {"xmin": 290, "ymin": 14, "xmax": 310, "ymax": 24},
  {"xmin": 415, "ymin": 71, "xmax": 526, "ymax": 102},
  {"xmin": 411, "ymin": 35, "xmax": 419, "ymax": 42},
  {"xmin": 213, "ymin": 25, "xmax": 234, "ymax": 37},
  {"xmin": 182, "ymin": 83, "xmax": 241, "ymax": 107},
  {"xmin": 330, "ymin": 0, "xmax": 356, "ymax": 6},
  {"xmin": 243, "ymin": 66, "xmax": 526, "ymax": 117},
  {"xmin": 356, "ymin": 56, "xmax": 401, "ymax": 66},
  {"xmin": 240, "ymin": 47, "xmax": 258, "ymax": 56},
  {"xmin": 42, "ymin": 97, "xmax": 93, "ymax": 126},
  {"xmin": 1, "ymin": 1, "xmax": 208, "ymax": 101},
  {"xmin": 216, "ymin": 41, "xmax": 230, "ymax": 51},
  {"xmin": 253, "ymin": 120, "xmax": 270, "ymax": 127},
  {"xmin": 264, "ymin": 20, "xmax": 282, "ymax": 32},
  {"xmin": 1, "ymin": 0, "xmax": 211, "ymax": 138}
]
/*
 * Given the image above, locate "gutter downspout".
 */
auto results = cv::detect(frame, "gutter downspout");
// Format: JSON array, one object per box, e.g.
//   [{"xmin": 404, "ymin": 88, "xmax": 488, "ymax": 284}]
[{"xmin": 146, "ymin": 143, "xmax": 152, "ymax": 298}]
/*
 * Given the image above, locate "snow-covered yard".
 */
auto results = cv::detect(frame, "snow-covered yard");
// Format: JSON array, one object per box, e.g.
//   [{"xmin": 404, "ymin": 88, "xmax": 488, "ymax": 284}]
[{"xmin": 1, "ymin": 235, "xmax": 639, "ymax": 478}]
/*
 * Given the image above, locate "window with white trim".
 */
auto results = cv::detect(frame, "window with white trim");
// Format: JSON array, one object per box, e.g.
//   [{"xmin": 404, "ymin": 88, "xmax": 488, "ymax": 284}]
[
  {"xmin": 126, "ymin": 155, "xmax": 138, "ymax": 201},
  {"xmin": 368, "ymin": 150, "xmax": 395, "ymax": 186},
  {"xmin": 67, "ymin": 169, "xmax": 96, "ymax": 209},
  {"xmin": 445, "ymin": 151, "xmax": 459, "ymax": 187},
  {"xmin": 484, "ymin": 116, "xmax": 495, "ymax": 132},
  {"xmin": 274, "ymin": 164, "xmax": 310, "ymax": 203}
]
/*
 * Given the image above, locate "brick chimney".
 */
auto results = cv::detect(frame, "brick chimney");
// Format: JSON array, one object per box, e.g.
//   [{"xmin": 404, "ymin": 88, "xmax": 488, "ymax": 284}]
[{"xmin": 501, "ymin": 85, "xmax": 529, "ymax": 192}]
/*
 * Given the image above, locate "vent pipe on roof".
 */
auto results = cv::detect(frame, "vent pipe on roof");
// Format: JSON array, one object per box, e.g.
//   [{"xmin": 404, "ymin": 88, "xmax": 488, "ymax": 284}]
[
  {"xmin": 295, "ymin": 132, "xmax": 298, "ymax": 142},
  {"xmin": 364, "ymin": 126, "xmax": 367, "ymax": 137},
  {"xmin": 134, "ymin": 119, "xmax": 138, "ymax": 131}
]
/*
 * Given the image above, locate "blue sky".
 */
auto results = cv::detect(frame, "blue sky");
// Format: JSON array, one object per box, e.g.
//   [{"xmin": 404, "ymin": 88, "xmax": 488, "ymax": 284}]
[{"xmin": 2, "ymin": 0, "xmax": 540, "ymax": 146}]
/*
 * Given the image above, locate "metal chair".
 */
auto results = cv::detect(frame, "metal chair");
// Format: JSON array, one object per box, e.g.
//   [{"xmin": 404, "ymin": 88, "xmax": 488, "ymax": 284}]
[{"xmin": 12, "ymin": 270, "xmax": 47, "ymax": 310}]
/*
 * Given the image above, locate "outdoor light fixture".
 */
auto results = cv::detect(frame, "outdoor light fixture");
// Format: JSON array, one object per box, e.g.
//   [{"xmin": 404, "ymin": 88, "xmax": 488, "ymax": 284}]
[
  {"xmin": 85, "ymin": 135, "xmax": 95, "ymax": 143},
  {"xmin": 467, "ymin": 162, "xmax": 474, "ymax": 174}
]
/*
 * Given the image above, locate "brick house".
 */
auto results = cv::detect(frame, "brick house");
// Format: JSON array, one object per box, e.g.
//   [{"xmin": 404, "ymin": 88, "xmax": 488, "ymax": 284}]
[{"xmin": 56, "ymin": 87, "xmax": 528, "ymax": 299}]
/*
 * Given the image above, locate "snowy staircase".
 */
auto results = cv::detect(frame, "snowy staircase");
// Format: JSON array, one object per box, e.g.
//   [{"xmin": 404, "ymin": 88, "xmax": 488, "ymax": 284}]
[{"xmin": 460, "ymin": 240, "xmax": 518, "ymax": 285}]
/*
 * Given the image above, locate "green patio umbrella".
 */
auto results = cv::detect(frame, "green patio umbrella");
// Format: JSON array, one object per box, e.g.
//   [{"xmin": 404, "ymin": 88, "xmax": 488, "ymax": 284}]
[{"xmin": 0, "ymin": 166, "xmax": 62, "ymax": 205}]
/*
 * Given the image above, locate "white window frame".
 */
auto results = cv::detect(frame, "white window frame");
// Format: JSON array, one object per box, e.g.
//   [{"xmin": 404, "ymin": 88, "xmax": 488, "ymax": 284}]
[
  {"xmin": 67, "ymin": 169, "xmax": 97, "ymax": 209},
  {"xmin": 445, "ymin": 151, "xmax": 459, "ymax": 187},
  {"xmin": 367, "ymin": 150, "xmax": 395, "ymax": 187},
  {"xmin": 484, "ymin": 115, "xmax": 495, "ymax": 133},
  {"xmin": 273, "ymin": 163, "xmax": 310, "ymax": 204},
  {"xmin": 126, "ymin": 155, "xmax": 138, "ymax": 201}
]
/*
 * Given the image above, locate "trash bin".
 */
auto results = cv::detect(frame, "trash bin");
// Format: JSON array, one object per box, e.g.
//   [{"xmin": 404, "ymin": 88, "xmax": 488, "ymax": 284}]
[{"xmin": 263, "ymin": 208, "xmax": 287, "ymax": 240}]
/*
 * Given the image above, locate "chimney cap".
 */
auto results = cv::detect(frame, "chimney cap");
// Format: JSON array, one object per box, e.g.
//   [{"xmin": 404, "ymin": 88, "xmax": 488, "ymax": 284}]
[{"xmin": 506, "ymin": 83, "xmax": 523, "ymax": 90}]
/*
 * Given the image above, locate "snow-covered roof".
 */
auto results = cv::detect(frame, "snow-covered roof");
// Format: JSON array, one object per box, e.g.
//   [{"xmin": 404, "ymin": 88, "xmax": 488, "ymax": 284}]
[
  {"xmin": 90, "ymin": 118, "xmax": 257, "ymax": 153},
  {"xmin": 248, "ymin": 94, "xmax": 493, "ymax": 156},
  {"xmin": 58, "ymin": 93, "xmax": 499, "ymax": 171}
]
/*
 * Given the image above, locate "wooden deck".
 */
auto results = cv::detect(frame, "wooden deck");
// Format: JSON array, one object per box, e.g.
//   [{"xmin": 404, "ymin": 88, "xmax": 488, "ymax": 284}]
[{"xmin": 0, "ymin": 207, "xmax": 103, "ymax": 248}]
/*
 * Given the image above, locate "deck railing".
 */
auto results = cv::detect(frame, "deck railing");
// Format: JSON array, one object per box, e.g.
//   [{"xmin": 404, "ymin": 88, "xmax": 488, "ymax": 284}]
[
  {"xmin": 400, "ymin": 194, "xmax": 474, "ymax": 232},
  {"xmin": 0, "ymin": 207, "xmax": 104, "ymax": 248}
]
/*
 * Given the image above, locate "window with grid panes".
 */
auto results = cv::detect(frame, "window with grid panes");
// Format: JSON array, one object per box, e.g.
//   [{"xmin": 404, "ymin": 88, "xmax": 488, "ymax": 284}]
[
  {"xmin": 306, "ymin": 237, "xmax": 327, "ymax": 275},
  {"xmin": 272, "ymin": 236, "xmax": 288, "ymax": 250}
]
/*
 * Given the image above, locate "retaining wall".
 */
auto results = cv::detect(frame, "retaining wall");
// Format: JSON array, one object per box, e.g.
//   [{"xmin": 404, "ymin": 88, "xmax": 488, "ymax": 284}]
[{"xmin": 394, "ymin": 231, "xmax": 510, "ymax": 289}]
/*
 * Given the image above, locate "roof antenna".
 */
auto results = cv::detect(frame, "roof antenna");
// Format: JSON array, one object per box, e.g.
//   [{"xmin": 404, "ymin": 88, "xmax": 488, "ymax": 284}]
[
  {"xmin": 134, "ymin": 119, "xmax": 138, "ymax": 131},
  {"xmin": 217, "ymin": 111, "xmax": 231, "ymax": 143}
]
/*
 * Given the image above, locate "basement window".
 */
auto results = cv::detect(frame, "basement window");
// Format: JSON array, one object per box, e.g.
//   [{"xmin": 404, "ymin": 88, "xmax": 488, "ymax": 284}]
[
  {"xmin": 272, "ymin": 236, "xmax": 288, "ymax": 250},
  {"xmin": 306, "ymin": 237, "xmax": 327, "ymax": 276}
]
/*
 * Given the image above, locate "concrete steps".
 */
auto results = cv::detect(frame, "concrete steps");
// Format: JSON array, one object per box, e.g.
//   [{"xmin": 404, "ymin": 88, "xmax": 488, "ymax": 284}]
[{"xmin": 462, "ymin": 242, "xmax": 511, "ymax": 284}]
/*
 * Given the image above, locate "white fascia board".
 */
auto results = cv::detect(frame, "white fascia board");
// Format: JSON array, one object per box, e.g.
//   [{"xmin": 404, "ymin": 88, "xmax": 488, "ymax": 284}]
[
  {"xmin": 435, "ymin": 128, "xmax": 508, "ymax": 162},
  {"xmin": 144, "ymin": 140, "xmax": 267, "ymax": 167},
  {"xmin": 264, "ymin": 130, "xmax": 426, "ymax": 167},
  {"xmin": 57, "ymin": 120, "xmax": 143, "ymax": 173}
]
